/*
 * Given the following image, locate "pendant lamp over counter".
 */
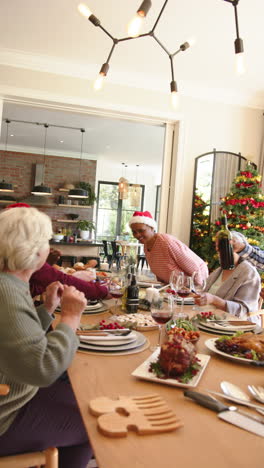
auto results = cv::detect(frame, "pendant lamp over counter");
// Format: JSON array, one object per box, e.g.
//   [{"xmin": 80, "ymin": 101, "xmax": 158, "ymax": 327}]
[
  {"xmin": 68, "ymin": 128, "xmax": 88, "ymax": 199},
  {"xmin": 31, "ymin": 124, "xmax": 52, "ymax": 196},
  {"xmin": 0, "ymin": 119, "xmax": 14, "ymax": 193}
]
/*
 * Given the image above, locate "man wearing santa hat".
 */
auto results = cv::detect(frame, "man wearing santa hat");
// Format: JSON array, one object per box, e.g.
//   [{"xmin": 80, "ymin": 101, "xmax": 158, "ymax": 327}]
[{"xmin": 129, "ymin": 210, "xmax": 208, "ymax": 284}]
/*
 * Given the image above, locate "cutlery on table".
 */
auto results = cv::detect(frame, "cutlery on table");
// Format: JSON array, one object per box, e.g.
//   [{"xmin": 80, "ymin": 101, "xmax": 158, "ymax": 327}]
[
  {"xmin": 221, "ymin": 381, "xmax": 264, "ymax": 412},
  {"xmin": 184, "ymin": 390, "xmax": 264, "ymax": 436},
  {"xmin": 207, "ymin": 390, "xmax": 264, "ymax": 415},
  {"xmin": 248, "ymin": 385, "xmax": 264, "ymax": 405},
  {"xmin": 205, "ymin": 320, "xmax": 253, "ymax": 326}
]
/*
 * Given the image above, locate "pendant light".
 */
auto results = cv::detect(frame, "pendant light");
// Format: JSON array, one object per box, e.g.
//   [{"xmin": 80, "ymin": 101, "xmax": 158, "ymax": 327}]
[
  {"xmin": 130, "ymin": 164, "xmax": 141, "ymax": 207},
  {"xmin": 0, "ymin": 119, "xmax": 14, "ymax": 192},
  {"xmin": 118, "ymin": 163, "xmax": 129, "ymax": 200},
  {"xmin": 68, "ymin": 128, "xmax": 88, "ymax": 198},
  {"xmin": 31, "ymin": 124, "xmax": 52, "ymax": 196}
]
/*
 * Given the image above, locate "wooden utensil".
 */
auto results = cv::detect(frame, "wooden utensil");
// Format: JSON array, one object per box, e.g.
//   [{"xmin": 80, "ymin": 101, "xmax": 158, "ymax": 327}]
[
  {"xmin": 97, "ymin": 407, "xmax": 182, "ymax": 437},
  {"xmin": 89, "ymin": 394, "xmax": 183, "ymax": 437}
]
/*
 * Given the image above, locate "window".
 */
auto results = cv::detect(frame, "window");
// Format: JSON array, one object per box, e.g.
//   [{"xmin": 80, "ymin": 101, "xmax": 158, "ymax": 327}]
[{"xmin": 96, "ymin": 181, "xmax": 145, "ymax": 240}]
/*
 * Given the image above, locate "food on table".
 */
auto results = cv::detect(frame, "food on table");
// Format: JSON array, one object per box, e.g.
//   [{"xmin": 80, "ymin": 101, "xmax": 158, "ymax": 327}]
[
  {"xmin": 167, "ymin": 327, "xmax": 200, "ymax": 344},
  {"xmin": 79, "ymin": 320, "xmax": 125, "ymax": 332},
  {"xmin": 107, "ymin": 313, "xmax": 158, "ymax": 330},
  {"xmin": 215, "ymin": 332, "xmax": 264, "ymax": 361},
  {"xmin": 73, "ymin": 262, "xmax": 85, "ymax": 270},
  {"xmin": 149, "ymin": 332, "xmax": 201, "ymax": 382},
  {"xmin": 192, "ymin": 311, "xmax": 227, "ymax": 322},
  {"xmin": 166, "ymin": 317, "xmax": 198, "ymax": 332}
]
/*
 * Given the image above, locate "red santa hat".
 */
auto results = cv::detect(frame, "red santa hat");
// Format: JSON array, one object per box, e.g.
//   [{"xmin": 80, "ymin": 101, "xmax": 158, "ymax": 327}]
[
  {"xmin": 129, "ymin": 211, "xmax": 157, "ymax": 230},
  {"xmin": 6, "ymin": 203, "xmax": 31, "ymax": 209}
]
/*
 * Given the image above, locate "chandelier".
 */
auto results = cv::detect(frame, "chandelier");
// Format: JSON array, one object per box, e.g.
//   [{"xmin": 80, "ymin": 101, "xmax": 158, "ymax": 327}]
[{"xmin": 78, "ymin": 0, "xmax": 245, "ymax": 107}]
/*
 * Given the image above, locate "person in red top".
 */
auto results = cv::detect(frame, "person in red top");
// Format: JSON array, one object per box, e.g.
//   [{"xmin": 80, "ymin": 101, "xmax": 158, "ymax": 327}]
[
  {"xmin": 6, "ymin": 203, "xmax": 108, "ymax": 300},
  {"xmin": 129, "ymin": 210, "xmax": 208, "ymax": 284}
]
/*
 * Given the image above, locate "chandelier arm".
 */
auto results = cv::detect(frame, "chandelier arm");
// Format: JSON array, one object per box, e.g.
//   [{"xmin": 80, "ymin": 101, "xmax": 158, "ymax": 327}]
[
  {"xmin": 169, "ymin": 56, "xmax": 175, "ymax": 82},
  {"xmin": 105, "ymin": 42, "xmax": 117, "ymax": 64},
  {"xmin": 171, "ymin": 47, "xmax": 181, "ymax": 58},
  {"xmin": 151, "ymin": 0, "xmax": 169, "ymax": 33},
  {"xmin": 97, "ymin": 24, "xmax": 116, "ymax": 41},
  {"xmin": 152, "ymin": 34, "xmax": 171, "ymax": 56},
  {"xmin": 233, "ymin": 3, "xmax": 240, "ymax": 39},
  {"xmin": 118, "ymin": 31, "xmax": 150, "ymax": 42}
]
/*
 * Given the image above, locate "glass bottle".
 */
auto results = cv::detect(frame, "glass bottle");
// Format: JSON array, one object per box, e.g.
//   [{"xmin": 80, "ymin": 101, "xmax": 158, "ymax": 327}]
[
  {"xmin": 218, "ymin": 215, "xmax": 235, "ymax": 270},
  {"xmin": 121, "ymin": 272, "xmax": 131, "ymax": 311},
  {"xmin": 126, "ymin": 274, "xmax": 139, "ymax": 314}
]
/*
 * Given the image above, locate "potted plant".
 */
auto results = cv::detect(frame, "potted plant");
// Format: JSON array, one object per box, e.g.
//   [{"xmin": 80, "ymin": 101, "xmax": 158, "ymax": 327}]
[
  {"xmin": 76, "ymin": 182, "xmax": 96, "ymax": 206},
  {"xmin": 77, "ymin": 220, "xmax": 96, "ymax": 241}
]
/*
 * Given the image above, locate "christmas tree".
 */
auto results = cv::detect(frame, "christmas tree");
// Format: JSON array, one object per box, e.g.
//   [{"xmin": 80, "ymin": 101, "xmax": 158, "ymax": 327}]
[
  {"xmin": 200, "ymin": 163, "xmax": 264, "ymax": 272},
  {"xmin": 190, "ymin": 192, "xmax": 209, "ymax": 259}
]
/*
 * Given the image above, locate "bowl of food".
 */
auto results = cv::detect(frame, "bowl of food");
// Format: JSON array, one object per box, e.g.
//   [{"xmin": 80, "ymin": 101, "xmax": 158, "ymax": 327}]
[
  {"xmin": 52, "ymin": 234, "xmax": 64, "ymax": 242},
  {"xmin": 67, "ymin": 213, "xmax": 79, "ymax": 220}
]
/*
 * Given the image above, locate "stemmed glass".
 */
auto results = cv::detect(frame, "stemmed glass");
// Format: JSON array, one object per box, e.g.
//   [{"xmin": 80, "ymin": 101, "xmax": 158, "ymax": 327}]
[
  {"xmin": 108, "ymin": 274, "xmax": 125, "ymax": 314},
  {"xmin": 150, "ymin": 296, "xmax": 174, "ymax": 351},
  {"xmin": 175, "ymin": 274, "xmax": 192, "ymax": 318},
  {"xmin": 169, "ymin": 270, "xmax": 183, "ymax": 309},
  {"xmin": 191, "ymin": 271, "xmax": 206, "ymax": 310}
]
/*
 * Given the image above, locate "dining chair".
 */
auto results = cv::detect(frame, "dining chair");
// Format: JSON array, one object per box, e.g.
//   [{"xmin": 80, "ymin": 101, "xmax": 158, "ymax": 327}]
[
  {"xmin": 102, "ymin": 240, "xmax": 113, "ymax": 268},
  {"xmin": 136, "ymin": 245, "xmax": 148, "ymax": 270},
  {"xmin": 110, "ymin": 241, "xmax": 123, "ymax": 270},
  {"xmin": 0, "ymin": 385, "xmax": 58, "ymax": 468}
]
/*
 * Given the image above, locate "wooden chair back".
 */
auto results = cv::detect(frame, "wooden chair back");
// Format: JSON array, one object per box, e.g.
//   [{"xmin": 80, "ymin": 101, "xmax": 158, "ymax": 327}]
[{"xmin": 0, "ymin": 385, "xmax": 58, "ymax": 468}]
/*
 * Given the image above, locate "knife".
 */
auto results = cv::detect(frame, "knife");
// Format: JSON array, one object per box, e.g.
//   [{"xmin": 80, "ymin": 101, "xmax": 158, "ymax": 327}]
[
  {"xmin": 207, "ymin": 390, "xmax": 264, "ymax": 414},
  {"xmin": 184, "ymin": 390, "xmax": 264, "ymax": 437}
]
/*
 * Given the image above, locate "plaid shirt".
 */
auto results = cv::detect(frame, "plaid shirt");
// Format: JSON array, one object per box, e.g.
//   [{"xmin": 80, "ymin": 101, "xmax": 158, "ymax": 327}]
[{"xmin": 239, "ymin": 243, "xmax": 264, "ymax": 271}]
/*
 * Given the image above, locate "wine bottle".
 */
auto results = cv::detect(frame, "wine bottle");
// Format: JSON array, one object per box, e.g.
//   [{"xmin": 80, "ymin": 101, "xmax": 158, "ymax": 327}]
[
  {"xmin": 121, "ymin": 272, "xmax": 131, "ymax": 311},
  {"xmin": 218, "ymin": 215, "xmax": 235, "ymax": 270},
  {"xmin": 126, "ymin": 274, "xmax": 139, "ymax": 314}
]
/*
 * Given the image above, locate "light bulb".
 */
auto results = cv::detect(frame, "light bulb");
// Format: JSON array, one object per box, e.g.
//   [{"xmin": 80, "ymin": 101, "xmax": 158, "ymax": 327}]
[
  {"xmin": 171, "ymin": 91, "xmax": 179, "ymax": 109},
  {"xmin": 93, "ymin": 74, "xmax": 105, "ymax": 90},
  {"xmin": 235, "ymin": 53, "xmax": 245, "ymax": 75},
  {"xmin": 78, "ymin": 3, "xmax": 92, "ymax": 19},
  {"xmin": 127, "ymin": 15, "xmax": 143, "ymax": 37}
]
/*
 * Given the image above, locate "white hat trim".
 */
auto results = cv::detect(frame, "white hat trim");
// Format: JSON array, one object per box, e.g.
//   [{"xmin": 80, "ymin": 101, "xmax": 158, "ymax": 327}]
[{"xmin": 129, "ymin": 215, "xmax": 157, "ymax": 230}]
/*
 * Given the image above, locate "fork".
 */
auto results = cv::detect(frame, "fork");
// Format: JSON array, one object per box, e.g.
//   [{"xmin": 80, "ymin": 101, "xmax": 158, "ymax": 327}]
[
  {"xmin": 248, "ymin": 385, "xmax": 264, "ymax": 405},
  {"xmin": 89, "ymin": 394, "xmax": 168, "ymax": 416}
]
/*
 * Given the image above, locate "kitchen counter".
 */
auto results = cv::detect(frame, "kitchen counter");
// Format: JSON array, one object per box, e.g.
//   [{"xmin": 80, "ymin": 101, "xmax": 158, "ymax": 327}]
[{"xmin": 49, "ymin": 240, "xmax": 103, "ymax": 258}]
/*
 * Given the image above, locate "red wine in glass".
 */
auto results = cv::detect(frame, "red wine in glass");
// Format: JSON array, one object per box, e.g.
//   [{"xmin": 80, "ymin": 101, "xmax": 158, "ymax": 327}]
[
  {"xmin": 150, "ymin": 301, "xmax": 173, "ymax": 350},
  {"xmin": 111, "ymin": 291, "xmax": 123, "ymax": 299},
  {"xmin": 177, "ymin": 290, "xmax": 191, "ymax": 298}
]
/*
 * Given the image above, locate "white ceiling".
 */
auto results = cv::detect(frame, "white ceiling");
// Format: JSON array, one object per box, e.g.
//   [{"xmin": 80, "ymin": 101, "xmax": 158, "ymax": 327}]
[{"xmin": 0, "ymin": 0, "xmax": 263, "ymax": 162}]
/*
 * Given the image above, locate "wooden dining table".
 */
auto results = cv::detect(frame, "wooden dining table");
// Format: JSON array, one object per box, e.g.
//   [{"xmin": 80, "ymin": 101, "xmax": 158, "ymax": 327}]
[{"xmin": 63, "ymin": 302, "xmax": 263, "ymax": 468}]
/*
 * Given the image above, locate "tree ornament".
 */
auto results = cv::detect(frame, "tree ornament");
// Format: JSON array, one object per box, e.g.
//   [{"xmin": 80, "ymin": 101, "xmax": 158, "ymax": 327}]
[{"xmin": 246, "ymin": 222, "xmax": 251, "ymax": 228}]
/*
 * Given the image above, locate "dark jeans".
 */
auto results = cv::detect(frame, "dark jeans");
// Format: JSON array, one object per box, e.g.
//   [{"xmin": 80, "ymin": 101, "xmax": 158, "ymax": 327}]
[{"xmin": 0, "ymin": 378, "xmax": 92, "ymax": 468}]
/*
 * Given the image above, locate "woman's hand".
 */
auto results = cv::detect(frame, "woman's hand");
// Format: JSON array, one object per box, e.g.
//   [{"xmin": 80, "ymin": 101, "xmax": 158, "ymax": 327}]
[
  {"xmin": 194, "ymin": 292, "xmax": 227, "ymax": 311},
  {"xmin": 43, "ymin": 281, "xmax": 64, "ymax": 314},
  {"xmin": 194, "ymin": 292, "xmax": 214, "ymax": 306},
  {"xmin": 59, "ymin": 285, "xmax": 87, "ymax": 331}
]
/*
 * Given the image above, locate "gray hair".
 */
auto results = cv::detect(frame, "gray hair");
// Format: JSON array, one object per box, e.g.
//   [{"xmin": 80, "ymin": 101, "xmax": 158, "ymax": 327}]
[
  {"xmin": 230, "ymin": 230, "xmax": 247, "ymax": 242},
  {"xmin": 0, "ymin": 207, "xmax": 52, "ymax": 271}
]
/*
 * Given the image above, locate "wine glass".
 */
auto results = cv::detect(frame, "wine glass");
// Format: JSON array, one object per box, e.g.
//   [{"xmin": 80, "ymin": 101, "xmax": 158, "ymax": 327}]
[
  {"xmin": 175, "ymin": 274, "xmax": 192, "ymax": 318},
  {"xmin": 150, "ymin": 296, "xmax": 174, "ymax": 351},
  {"xmin": 191, "ymin": 271, "xmax": 206, "ymax": 311},
  {"xmin": 169, "ymin": 270, "xmax": 184, "ymax": 309},
  {"xmin": 108, "ymin": 274, "xmax": 125, "ymax": 314}
]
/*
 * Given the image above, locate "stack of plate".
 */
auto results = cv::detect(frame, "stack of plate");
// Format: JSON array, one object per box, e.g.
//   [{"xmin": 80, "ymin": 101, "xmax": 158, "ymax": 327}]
[
  {"xmin": 176, "ymin": 297, "xmax": 194, "ymax": 305},
  {"xmin": 197, "ymin": 319, "xmax": 256, "ymax": 335},
  {"xmin": 78, "ymin": 330, "xmax": 147, "ymax": 354},
  {"xmin": 56, "ymin": 301, "xmax": 108, "ymax": 315}
]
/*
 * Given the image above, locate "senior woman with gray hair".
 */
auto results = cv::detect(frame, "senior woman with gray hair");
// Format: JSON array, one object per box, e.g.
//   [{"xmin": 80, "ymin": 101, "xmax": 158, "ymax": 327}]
[
  {"xmin": 0, "ymin": 207, "xmax": 92, "ymax": 467},
  {"xmin": 194, "ymin": 231, "xmax": 261, "ymax": 325}
]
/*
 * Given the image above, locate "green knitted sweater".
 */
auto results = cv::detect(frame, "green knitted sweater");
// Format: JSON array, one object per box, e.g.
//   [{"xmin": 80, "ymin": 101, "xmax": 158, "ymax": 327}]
[{"xmin": 0, "ymin": 273, "xmax": 79, "ymax": 436}]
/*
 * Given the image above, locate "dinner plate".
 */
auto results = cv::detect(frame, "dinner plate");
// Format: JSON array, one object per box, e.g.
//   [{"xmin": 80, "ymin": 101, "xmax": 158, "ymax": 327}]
[
  {"xmin": 138, "ymin": 281, "xmax": 162, "ymax": 288},
  {"xmin": 205, "ymin": 337, "xmax": 254, "ymax": 364},
  {"xmin": 79, "ymin": 330, "xmax": 146, "ymax": 352},
  {"xmin": 176, "ymin": 297, "xmax": 194, "ymax": 305},
  {"xmin": 200, "ymin": 320, "xmax": 256, "ymax": 332},
  {"xmin": 131, "ymin": 349, "xmax": 210, "ymax": 388},
  {"xmin": 56, "ymin": 301, "xmax": 109, "ymax": 315},
  {"xmin": 197, "ymin": 323, "xmax": 237, "ymax": 336},
  {"xmin": 79, "ymin": 332, "xmax": 137, "ymax": 347}
]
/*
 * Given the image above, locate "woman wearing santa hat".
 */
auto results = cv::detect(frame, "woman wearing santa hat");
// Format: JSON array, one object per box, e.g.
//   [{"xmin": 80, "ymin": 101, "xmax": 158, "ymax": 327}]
[{"xmin": 129, "ymin": 210, "xmax": 208, "ymax": 284}]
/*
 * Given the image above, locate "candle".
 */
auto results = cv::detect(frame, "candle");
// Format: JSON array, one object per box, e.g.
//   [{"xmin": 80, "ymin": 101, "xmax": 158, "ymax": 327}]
[
  {"xmin": 100, "ymin": 262, "xmax": 109, "ymax": 271},
  {"xmin": 152, "ymin": 289, "xmax": 160, "ymax": 301},
  {"xmin": 145, "ymin": 286, "xmax": 156, "ymax": 303}
]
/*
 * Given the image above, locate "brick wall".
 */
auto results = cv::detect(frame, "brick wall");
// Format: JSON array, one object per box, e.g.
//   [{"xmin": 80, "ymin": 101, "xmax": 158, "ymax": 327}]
[{"xmin": 0, "ymin": 150, "xmax": 97, "ymax": 233}]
